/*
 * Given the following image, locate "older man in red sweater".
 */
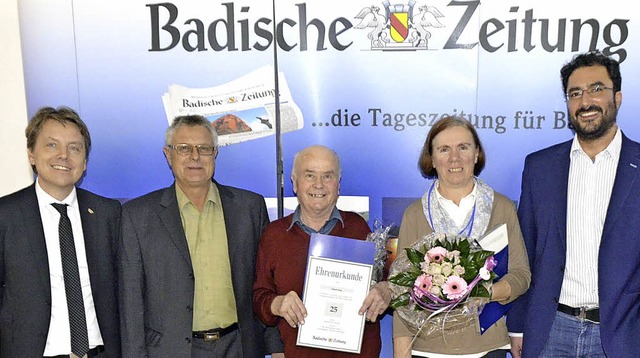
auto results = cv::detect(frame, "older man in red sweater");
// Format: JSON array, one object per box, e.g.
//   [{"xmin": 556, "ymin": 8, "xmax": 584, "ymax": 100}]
[{"xmin": 253, "ymin": 145, "xmax": 390, "ymax": 357}]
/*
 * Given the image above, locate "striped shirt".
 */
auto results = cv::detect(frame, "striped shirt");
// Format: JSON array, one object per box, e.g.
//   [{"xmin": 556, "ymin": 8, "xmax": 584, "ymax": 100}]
[{"xmin": 560, "ymin": 128, "xmax": 621, "ymax": 308}]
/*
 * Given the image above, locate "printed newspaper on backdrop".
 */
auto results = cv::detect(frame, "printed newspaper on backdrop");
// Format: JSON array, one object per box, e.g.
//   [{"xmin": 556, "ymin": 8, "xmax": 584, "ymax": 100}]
[{"xmin": 162, "ymin": 66, "xmax": 304, "ymax": 146}]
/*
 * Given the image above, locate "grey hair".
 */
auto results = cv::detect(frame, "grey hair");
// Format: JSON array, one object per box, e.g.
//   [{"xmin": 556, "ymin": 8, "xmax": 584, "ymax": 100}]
[{"xmin": 165, "ymin": 115, "xmax": 218, "ymax": 147}]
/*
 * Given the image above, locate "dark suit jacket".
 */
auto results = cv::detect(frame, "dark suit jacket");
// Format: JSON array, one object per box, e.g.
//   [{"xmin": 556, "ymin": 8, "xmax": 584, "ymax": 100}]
[
  {"xmin": 119, "ymin": 181, "xmax": 282, "ymax": 357},
  {"xmin": 507, "ymin": 133, "xmax": 640, "ymax": 358},
  {"xmin": 0, "ymin": 184, "xmax": 121, "ymax": 357}
]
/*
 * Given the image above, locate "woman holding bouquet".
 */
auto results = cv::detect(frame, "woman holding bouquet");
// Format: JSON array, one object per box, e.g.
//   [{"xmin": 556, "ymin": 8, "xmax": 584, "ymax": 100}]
[{"xmin": 392, "ymin": 116, "xmax": 530, "ymax": 358}]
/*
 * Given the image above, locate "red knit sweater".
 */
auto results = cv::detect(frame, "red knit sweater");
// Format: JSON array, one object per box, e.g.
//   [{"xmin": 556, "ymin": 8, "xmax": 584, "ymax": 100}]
[{"xmin": 253, "ymin": 211, "xmax": 381, "ymax": 357}]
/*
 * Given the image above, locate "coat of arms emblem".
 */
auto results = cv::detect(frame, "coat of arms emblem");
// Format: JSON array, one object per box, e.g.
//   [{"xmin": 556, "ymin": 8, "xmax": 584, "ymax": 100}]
[{"xmin": 354, "ymin": 1, "xmax": 445, "ymax": 50}]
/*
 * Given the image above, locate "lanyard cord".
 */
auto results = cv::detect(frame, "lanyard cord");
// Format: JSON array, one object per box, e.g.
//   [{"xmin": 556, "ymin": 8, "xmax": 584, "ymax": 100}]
[{"xmin": 427, "ymin": 181, "xmax": 476, "ymax": 237}]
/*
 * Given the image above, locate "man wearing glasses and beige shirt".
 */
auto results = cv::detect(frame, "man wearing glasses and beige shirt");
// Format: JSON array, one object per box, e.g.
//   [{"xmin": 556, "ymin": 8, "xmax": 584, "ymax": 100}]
[{"xmin": 118, "ymin": 115, "xmax": 282, "ymax": 357}]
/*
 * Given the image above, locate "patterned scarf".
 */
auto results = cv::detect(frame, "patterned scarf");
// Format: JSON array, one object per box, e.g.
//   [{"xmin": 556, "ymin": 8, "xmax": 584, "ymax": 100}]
[{"xmin": 421, "ymin": 177, "xmax": 494, "ymax": 241}]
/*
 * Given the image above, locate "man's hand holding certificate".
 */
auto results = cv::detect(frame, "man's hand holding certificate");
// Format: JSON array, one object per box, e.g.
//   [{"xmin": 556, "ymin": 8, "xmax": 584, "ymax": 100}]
[
  {"xmin": 252, "ymin": 146, "xmax": 389, "ymax": 356},
  {"xmin": 295, "ymin": 233, "xmax": 389, "ymax": 354},
  {"xmin": 271, "ymin": 291, "xmax": 308, "ymax": 328},
  {"xmin": 358, "ymin": 281, "xmax": 391, "ymax": 323}
]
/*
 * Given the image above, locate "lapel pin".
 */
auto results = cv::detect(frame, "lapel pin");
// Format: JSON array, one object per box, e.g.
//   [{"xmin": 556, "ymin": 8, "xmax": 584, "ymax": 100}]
[
  {"xmin": 631, "ymin": 163, "xmax": 637, "ymax": 169},
  {"xmin": 88, "ymin": 208, "xmax": 94, "ymax": 214}
]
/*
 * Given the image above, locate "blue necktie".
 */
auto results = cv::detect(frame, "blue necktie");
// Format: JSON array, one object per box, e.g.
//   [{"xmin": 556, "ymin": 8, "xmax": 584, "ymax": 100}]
[{"xmin": 52, "ymin": 203, "xmax": 89, "ymax": 357}]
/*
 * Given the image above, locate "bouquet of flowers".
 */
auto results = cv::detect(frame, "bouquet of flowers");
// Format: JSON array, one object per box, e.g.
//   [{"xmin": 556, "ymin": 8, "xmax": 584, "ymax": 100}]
[{"xmin": 388, "ymin": 232, "xmax": 497, "ymax": 335}]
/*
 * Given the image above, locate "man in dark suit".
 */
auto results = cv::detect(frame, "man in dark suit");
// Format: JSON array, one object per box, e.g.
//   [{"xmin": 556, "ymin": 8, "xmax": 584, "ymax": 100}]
[
  {"xmin": 508, "ymin": 51, "xmax": 640, "ymax": 358},
  {"xmin": 0, "ymin": 106, "xmax": 121, "ymax": 357},
  {"xmin": 118, "ymin": 115, "xmax": 282, "ymax": 357}
]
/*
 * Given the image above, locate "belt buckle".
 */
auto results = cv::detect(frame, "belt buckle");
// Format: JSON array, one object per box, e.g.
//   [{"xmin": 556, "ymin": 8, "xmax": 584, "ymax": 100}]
[
  {"xmin": 575, "ymin": 306, "xmax": 585, "ymax": 320},
  {"xmin": 579, "ymin": 306, "xmax": 599, "ymax": 324},
  {"xmin": 203, "ymin": 331, "xmax": 220, "ymax": 342}
]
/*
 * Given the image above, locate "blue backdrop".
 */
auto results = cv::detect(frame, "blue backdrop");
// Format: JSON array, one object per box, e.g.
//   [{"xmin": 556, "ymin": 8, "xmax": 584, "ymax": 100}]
[{"xmin": 17, "ymin": 1, "xmax": 640, "ymax": 356}]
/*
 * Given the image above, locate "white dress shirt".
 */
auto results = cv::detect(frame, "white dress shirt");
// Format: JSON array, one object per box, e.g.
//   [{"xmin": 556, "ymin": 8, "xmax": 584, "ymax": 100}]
[
  {"xmin": 561, "ymin": 129, "xmax": 621, "ymax": 308},
  {"xmin": 435, "ymin": 181, "xmax": 477, "ymax": 227},
  {"xmin": 35, "ymin": 179, "xmax": 104, "ymax": 355}
]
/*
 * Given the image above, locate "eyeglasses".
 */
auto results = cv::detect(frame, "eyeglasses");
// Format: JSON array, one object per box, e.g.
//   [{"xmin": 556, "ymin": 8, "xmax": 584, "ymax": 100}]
[
  {"xmin": 167, "ymin": 144, "xmax": 216, "ymax": 156},
  {"xmin": 566, "ymin": 84, "xmax": 614, "ymax": 101}
]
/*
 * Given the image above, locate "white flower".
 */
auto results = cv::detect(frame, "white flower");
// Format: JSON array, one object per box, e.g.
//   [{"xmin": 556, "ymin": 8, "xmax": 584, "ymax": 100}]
[
  {"xmin": 479, "ymin": 267, "xmax": 491, "ymax": 280},
  {"xmin": 441, "ymin": 262, "xmax": 453, "ymax": 276},
  {"xmin": 453, "ymin": 265, "xmax": 465, "ymax": 276},
  {"xmin": 447, "ymin": 250, "xmax": 461, "ymax": 265},
  {"xmin": 420, "ymin": 260, "xmax": 430, "ymax": 273},
  {"xmin": 429, "ymin": 285, "xmax": 442, "ymax": 297},
  {"xmin": 426, "ymin": 262, "xmax": 442, "ymax": 275},
  {"xmin": 432, "ymin": 274, "xmax": 446, "ymax": 286},
  {"xmin": 447, "ymin": 250, "xmax": 460, "ymax": 259}
]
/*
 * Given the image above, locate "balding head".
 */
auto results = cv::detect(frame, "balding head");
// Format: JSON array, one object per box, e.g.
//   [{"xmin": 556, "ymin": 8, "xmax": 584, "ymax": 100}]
[{"xmin": 292, "ymin": 145, "xmax": 341, "ymax": 181}]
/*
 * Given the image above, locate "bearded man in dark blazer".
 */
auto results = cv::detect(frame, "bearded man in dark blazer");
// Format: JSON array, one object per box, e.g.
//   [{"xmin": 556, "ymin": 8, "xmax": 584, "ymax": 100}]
[
  {"xmin": 0, "ymin": 106, "xmax": 121, "ymax": 357},
  {"xmin": 118, "ymin": 115, "xmax": 283, "ymax": 357},
  {"xmin": 508, "ymin": 51, "xmax": 640, "ymax": 358}
]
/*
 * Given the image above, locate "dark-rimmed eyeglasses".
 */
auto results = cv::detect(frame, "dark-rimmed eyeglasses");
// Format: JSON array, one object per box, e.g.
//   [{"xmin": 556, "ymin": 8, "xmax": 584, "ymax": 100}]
[{"xmin": 167, "ymin": 144, "xmax": 216, "ymax": 156}]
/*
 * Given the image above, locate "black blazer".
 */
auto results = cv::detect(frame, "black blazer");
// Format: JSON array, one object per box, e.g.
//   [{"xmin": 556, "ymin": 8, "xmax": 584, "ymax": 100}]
[
  {"xmin": 0, "ymin": 184, "xmax": 121, "ymax": 357},
  {"xmin": 118, "ymin": 181, "xmax": 282, "ymax": 357}
]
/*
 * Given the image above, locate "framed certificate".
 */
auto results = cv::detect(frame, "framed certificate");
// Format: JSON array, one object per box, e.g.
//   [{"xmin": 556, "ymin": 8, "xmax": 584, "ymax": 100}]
[{"xmin": 296, "ymin": 234, "xmax": 375, "ymax": 353}]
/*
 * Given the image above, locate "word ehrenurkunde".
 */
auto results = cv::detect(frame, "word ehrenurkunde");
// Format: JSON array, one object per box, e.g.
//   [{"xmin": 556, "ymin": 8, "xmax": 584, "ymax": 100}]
[
  {"xmin": 315, "ymin": 266, "xmax": 364, "ymax": 281},
  {"xmin": 314, "ymin": 108, "xmax": 575, "ymax": 133}
]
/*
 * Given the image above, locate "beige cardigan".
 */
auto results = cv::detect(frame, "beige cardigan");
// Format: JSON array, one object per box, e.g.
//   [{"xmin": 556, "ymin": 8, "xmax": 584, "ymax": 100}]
[{"xmin": 392, "ymin": 191, "xmax": 531, "ymax": 355}]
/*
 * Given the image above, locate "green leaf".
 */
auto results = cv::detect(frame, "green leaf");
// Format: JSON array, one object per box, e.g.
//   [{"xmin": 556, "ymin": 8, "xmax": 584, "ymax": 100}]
[
  {"xmin": 457, "ymin": 239, "xmax": 471, "ymax": 256},
  {"xmin": 472, "ymin": 251, "xmax": 494, "ymax": 265},
  {"xmin": 389, "ymin": 271, "xmax": 420, "ymax": 287},
  {"xmin": 390, "ymin": 292, "xmax": 411, "ymax": 309},
  {"xmin": 462, "ymin": 270, "xmax": 477, "ymax": 283},
  {"xmin": 470, "ymin": 284, "xmax": 491, "ymax": 298},
  {"xmin": 405, "ymin": 248, "xmax": 425, "ymax": 268}
]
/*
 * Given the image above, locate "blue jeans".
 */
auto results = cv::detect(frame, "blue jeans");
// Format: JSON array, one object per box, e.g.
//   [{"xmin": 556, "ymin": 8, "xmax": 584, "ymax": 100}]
[{"xmin": 539, "ymin": 310, "xmax": 606, "ymax": 358}]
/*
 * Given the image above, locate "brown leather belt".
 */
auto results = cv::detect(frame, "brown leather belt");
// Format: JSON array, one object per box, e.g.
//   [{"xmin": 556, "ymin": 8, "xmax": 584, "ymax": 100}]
[
  {"xmin": 192, "ymin": 322, "xmax": 239, "ymax": 342},
  {"xmin": 557, "ymin": 303, "xmax": 600, "ymax": 323}
]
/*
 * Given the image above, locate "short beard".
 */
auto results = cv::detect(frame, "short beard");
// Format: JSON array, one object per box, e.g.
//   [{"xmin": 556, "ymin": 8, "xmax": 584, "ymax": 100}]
[{"xmin": 569, "ymin": 101, "xmax": 618, "ymax": 141}]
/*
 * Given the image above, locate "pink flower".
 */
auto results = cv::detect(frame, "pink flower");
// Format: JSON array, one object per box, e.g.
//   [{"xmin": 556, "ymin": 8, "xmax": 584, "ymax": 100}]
[
  {"xmin": 413, "ymin": 274, "xmax": 432, "ymax": 298},
  {"xmin": 426, "ymin": 246, "xmax": 448, "ymax": 263},
  {"xmin": 442, "ymin": 275, "xmax": 468, "ymax": 300}
]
